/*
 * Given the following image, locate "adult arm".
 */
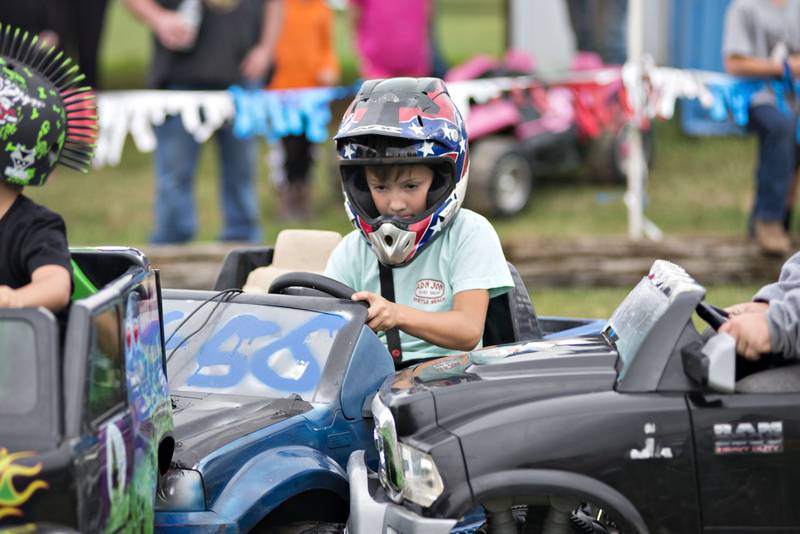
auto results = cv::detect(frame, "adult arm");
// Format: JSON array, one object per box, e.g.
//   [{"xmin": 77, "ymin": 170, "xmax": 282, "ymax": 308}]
[
  {"xmin": 317, "ymin": 2, "xmax": 340, "ymax": 86},
  {"xmin": 721, "ymin": 1, "xmax": 788, "ymax": 77},
  {"xmin": 0, "ymin": 264, "xmax": 71, "ymax": 313},
  {"xmin": 724, "ymin": 54, "xmax": 783, "ymax": 77},
  {"xmin": 353, "ymin": 288, "xmax": 489, "ymax": 352},
  {"xmin": 241, "ymin": 0, "xmax": 285, "ymax": 82},
  {"xmin": 123, "ymin": 0, "xmax": 195, "ymax": 50}
]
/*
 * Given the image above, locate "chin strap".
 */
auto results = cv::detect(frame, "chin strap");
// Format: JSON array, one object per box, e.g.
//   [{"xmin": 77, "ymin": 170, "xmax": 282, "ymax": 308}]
[{"xmin": 378, "ymin": 262, "xmax": 403, "ymax": 362}]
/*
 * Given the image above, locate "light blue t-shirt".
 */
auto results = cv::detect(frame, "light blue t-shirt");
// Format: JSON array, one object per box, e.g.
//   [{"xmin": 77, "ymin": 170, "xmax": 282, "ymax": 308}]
[{"xmin": 324, "ymin": 209, "xmax": 514, "ymax": 361}]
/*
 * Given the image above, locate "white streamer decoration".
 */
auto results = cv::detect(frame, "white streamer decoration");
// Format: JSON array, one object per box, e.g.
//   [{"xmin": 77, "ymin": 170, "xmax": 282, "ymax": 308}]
[
  {"xmin": 94, "ymin": 90, "xmax": 234, "ymax": 168},
  {"xmin": 91, "ymin": 67, "xmax": 726, "ymax": 169}
]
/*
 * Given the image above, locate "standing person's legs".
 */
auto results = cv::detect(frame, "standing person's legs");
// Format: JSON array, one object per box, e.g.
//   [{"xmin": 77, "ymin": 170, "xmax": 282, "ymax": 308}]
[
  {"xmin": 748, "ymin": 104, "xmax": 795, "ymax": 253},
  {"xmin": 283, "ymin": 134, "xmax": 314, "ymax": 219},
  {"xmin": 217, "ymin": 124, "xmax": 261, "ymax": 242},
  {"xmin": 565, "ymin": 0, "xmax": 595, "ymax": 54},
  {"xmin": 595, "ymin": 0, "xmax": 627, "ymax": 65},
  {"xmin": 151, "ymin": 115, "xmax": 201, "ymax": 244},
  {"xmin": 74, "ymin": 0, "xmax": 109, "ymax": 87}
]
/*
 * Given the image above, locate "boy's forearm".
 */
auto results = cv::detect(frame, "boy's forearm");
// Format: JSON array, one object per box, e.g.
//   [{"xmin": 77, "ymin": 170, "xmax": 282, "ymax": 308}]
[
  {"xmin": 16, "ymin": 265, "xmax": 71, "ymax": 312},
  {"xmin": 395, "ymin": 304, "xmax": 484, "ymax": 352}
]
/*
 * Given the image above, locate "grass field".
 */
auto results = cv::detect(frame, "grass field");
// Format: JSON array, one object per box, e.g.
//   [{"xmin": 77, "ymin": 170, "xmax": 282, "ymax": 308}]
[
  {"xmin": 533, "ymin": 284, "xmax": 763, "ymax": 319},
  {"xmin": 31, "ymin": 1, "xmax": 768, "ymax": 310}
]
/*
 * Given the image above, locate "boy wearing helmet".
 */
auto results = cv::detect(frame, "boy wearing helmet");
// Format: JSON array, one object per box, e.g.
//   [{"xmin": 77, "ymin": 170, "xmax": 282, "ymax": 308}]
[
  {"xmin": 325, "ymin": 77, "xmax": 514, "ymax": 363},
  {"xmin": 0, "ymin": 26, "xmax": 96, "ymax": 314}
]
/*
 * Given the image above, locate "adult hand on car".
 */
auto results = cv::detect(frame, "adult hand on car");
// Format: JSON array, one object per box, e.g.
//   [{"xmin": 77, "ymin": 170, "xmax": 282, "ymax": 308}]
[
  {"xmin": 352, "ymin": 291, "xmax": 400, "ymax": 333},
  {"xmin": 0, "ymin": 286, "xmax": 21, "ymax": 308},
  {"xmin": 719, "ymin": 311, "xmax": 772, "ymax": 361},
  {"xmin": 725, "ymin": 301, "xmax": 769, "ymax": 316}
]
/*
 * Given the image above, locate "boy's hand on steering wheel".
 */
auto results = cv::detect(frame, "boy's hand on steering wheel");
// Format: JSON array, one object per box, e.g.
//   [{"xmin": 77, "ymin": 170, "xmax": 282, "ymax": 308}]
[
  {"xmin": 726, "ymin": 301, "xmax": 769, "ymax": 316},
  {"xmin": 352, "ymin": 291, "xmax": 400, "ymax": 333},
  {"xmin": 719, "ymin": 311, "xmax": 772, "ymax": 361}
]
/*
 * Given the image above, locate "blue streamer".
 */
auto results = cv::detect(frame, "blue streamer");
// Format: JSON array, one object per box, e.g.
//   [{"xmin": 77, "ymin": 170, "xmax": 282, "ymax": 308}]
[
  {"xmin": 230, "ymin": 83, "xmax": 361, "ymax": 143},
  {"xmin": 705, "ymin": 74, "xmax": 800, "ymax": 140}
]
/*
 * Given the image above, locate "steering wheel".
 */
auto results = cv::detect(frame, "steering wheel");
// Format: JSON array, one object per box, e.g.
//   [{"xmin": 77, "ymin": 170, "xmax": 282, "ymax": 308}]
[
  {"xmin": 268, "ymin": 272, "xmax": 357, "ymax": 300},
  {"xmin": 695, "ymin": 301, "xmax": 730, "ymax": 331}
]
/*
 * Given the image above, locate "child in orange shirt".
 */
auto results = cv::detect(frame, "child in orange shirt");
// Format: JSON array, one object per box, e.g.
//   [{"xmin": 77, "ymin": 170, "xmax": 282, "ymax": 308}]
[{"xmin": 267, "ymin": 0, "xmax": 340, "ymax": 220}]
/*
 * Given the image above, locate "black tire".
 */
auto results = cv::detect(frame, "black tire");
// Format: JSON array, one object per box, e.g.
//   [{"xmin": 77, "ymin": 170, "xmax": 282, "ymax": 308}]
[
  {"xmin": 259, "ymin": 521, "xmax": 345, "ymax": 534},
  {"xmin": 465, "ymin": 136, "xmax": 534, "ymax": 217},
  {"xmin": 586, "ymin": 124, "xmax": 654, "ymax": 184}
]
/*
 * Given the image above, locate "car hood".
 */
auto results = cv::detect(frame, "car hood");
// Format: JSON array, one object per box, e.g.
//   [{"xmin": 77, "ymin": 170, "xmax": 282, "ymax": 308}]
[
  {"xmin": 382, "ymin": 334, "xmax": 619, "ymax": 436},
  {"xmin": 169, "ymin": 391, "xmax": 313, "ymax": 468}
]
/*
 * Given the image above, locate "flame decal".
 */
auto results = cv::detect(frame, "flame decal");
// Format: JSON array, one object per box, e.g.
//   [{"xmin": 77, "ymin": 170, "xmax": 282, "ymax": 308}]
[{"xmin": 0, "ymin": 448, "xmax": 49, "ymax": 519}]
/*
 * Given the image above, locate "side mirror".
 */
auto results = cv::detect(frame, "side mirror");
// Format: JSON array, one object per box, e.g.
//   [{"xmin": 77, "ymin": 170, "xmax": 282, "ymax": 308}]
[{"xmin": 682, "ymin": 333, "xmax": 736, "ymax": 393}]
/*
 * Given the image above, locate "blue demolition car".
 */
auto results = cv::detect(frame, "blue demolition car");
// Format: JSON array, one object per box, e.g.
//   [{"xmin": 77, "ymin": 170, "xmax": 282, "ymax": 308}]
[{"xmin": 154, "ymin": 273, "xmax": 396, "ymax": 533}]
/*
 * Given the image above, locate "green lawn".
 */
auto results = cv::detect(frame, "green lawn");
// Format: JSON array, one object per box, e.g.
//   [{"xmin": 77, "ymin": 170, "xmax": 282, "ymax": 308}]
[
  {"xmin": 83, "ymin": 0, "xmax": 758, "ymax": 246},
  {"xmin": 29, "ymin": 117, "xmax": 758, "ymax": 246},
  {"xmin": 533, "ymin": 284, "xmax": 763, "ymax": 319}
]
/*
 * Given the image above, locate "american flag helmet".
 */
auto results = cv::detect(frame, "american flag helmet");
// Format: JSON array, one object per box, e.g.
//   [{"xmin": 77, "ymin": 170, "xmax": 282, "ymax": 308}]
[{"xmin": 334, "ymin": 77, "xmax": 469, "ymax": 267}]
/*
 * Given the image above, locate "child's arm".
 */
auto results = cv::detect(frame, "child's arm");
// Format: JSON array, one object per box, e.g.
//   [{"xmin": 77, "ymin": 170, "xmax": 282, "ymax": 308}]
[
  {"xmin": 352, "ymin": 289, "xmax": 489, "ymax": 352},
  {"xmin": 719, "ymin": 311, "xmax": 772, "ymax": 361},
  {"xmin": 0, "ymin": 264, "xmax": 71, "ymax": 313}
]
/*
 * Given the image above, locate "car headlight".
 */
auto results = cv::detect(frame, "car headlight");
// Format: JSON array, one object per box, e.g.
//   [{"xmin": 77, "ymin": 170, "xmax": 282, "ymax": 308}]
[
  {"xmin": 156, "ymin": 468, "xmax": 206, "ymax": 511},
  {"xmin": 371, "ymin": 395, "xmax": 445, "ymax": 508}
]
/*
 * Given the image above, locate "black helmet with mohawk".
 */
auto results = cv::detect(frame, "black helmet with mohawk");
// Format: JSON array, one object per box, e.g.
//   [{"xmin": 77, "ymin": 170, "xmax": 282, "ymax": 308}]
[{"xmin": 0, "ymin": 23, "xmax": 97, "ymax": 187}]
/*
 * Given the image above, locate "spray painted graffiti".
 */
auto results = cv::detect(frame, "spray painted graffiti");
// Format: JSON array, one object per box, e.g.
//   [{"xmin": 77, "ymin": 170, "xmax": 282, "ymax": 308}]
[
  {"xmin": 125, "ymin": 286, "xmax": 169, "ymax": 422},
  {"xmin": 0, "ymin": 78, "xmax": 43, "ymax": 112},
  {"xmin": 0, "ymin": 449, "xmax": 48, "ymax": 520},
  {"xmin": 117, "ymin": 276, "xmax": 172, "ymax": 534},
  {"xmin": 4, "ymin": 143, "xmax": 35, "ymax": 183},
  {"xmin": 181, "ymin": 312, "xmax": 344, "ymax": 394}
]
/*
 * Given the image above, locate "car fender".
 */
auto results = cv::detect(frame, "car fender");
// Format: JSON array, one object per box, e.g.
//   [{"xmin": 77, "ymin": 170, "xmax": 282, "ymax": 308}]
[
  {"xmin": 467, "ymin": 469, "xmax": 649, "ymax": 534},
  {"xmin": 210, "ymin": 445, "xmax": 349, "ymax": 532}
]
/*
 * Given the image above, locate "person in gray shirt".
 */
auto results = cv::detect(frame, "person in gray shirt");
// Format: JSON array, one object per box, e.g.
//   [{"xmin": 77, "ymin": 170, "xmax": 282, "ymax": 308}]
[
  {"xmin": 723, "ymin": 0, "xmax": 800, "ymax": 255},
  {"xmin": 722, "ymin": 251, "xmax": 800, "ymax": 360}
]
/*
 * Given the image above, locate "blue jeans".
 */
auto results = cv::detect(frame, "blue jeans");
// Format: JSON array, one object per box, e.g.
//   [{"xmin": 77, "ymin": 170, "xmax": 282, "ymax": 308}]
[
  {"xmin": 565, "ymin": 0, "xmax": 627, "ymax": 65},
  {"xmin": 151, "ymin": 115, "xmax": 261, "ymax": 244},
  {"xmin": 748, "ymin": 104, "xmax": 796, "ymax": 224}
]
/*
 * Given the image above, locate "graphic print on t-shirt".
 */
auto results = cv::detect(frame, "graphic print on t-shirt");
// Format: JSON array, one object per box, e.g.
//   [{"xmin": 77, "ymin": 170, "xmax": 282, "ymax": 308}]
[{"xmin": 414, "ymin": 278, "xmax": 445, "ymax": 305}]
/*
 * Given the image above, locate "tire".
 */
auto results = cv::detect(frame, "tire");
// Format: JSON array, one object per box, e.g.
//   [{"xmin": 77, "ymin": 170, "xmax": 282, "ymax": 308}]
[
  {"xmin": 261, "ymin": 521, "xmax": 345, "ymax": 534},
  {"xmin": 586, "ymin": 124, "xmax": 654, "ymax": 184},
  {"xmin": 465, "ymin": 136, "xmax": 534, "ymax": 217}
]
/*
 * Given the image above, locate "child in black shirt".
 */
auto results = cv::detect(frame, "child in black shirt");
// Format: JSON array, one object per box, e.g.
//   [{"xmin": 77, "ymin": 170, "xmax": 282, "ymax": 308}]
[{"xmin": 0, "ymin": 24, "xmax": 97, "ymax": 313}]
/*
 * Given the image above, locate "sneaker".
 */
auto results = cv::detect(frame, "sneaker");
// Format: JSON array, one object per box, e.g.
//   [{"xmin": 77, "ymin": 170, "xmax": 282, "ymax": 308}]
[{"xmin": 753, "ymin": 219, "xmax": 791, "ymax": 255}]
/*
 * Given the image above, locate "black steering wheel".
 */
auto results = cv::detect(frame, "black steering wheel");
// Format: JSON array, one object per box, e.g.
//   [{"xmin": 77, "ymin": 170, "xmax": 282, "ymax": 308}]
[
  {"xmin": 695, "ymin": 301, "xmax": 730, "ymax": 331},
  {"xmin": 268, "ymin": 272, "xmax": 357, "ymax": 300}
]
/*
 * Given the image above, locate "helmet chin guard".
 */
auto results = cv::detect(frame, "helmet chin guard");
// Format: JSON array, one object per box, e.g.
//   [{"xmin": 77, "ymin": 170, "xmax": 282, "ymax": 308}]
[
  {"xmin": 366, "ymin": 223, "xmax": 418, "ymax": 266},
  {"xmin": 335, "ymin": 77, "xmax": 470, "ymax": 267}
]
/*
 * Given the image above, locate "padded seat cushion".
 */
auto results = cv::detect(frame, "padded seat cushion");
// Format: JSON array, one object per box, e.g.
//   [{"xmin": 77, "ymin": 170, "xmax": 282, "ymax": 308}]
[
  {"xmin": 243, "ymin": 229, "xmax": 342, "ymax": 293},
  {"xmin": 736, "ymin": 364, "xmax": 800, "ymax": 393}
]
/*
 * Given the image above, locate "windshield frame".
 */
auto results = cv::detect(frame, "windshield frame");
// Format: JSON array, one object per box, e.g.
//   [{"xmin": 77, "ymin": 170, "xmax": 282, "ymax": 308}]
[
  {"xmin": 610, "ymin": 266, "xmax": 706, "ymax": 393},
  {"xmin": 160, "ymin": 290, "xmax": 369, "ymax": 405},
  {"xmin": 0, "ymin": 308, "xmax": 61, "ymax": 449}
]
